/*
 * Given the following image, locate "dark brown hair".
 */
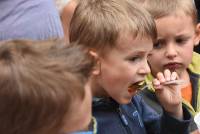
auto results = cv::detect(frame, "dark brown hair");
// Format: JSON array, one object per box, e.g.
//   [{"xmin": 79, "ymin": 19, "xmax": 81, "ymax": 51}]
[{"xmin": 47, "ymin": 43, "xmax": 95, "ymax": 85}]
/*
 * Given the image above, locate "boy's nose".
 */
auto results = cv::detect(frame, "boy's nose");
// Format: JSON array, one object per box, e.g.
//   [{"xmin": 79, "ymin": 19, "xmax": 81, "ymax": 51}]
[
  {"xmin": 138, "ymin": 60, "xmax": 151, "ymax": 75},
  {"xmin": 165, "ymin": 43, "xmax": 177, "ymax": 59}
]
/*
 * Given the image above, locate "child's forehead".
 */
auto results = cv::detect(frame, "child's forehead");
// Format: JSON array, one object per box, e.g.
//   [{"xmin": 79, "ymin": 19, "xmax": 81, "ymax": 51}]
[
  {"xmin": 169, "ymin": 10, "xmax": 192, "ymax": 17},
  {"xmin": 155, "ymin": 11, "xmax": 196, "ymax": 27},
  {"xmin": 155, "ymin": 10, "xmax": 196, "ymax": 23},
  {"xmin": 116, "ymin": 32, "xmax": 153, "ymax": 46},
  {"xmin": 114, "ymin": 34, "xmax": 153, "ymax": 52}
]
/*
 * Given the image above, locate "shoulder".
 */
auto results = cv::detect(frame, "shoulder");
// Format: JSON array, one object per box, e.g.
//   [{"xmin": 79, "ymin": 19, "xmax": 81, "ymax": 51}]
[
  {"xmin": 189, "ymin": 52, "xmax": 200, "ymax": 74},
  {"xmin": 0, "ymin": 0, "xmax": 64, "ymax": 40}
]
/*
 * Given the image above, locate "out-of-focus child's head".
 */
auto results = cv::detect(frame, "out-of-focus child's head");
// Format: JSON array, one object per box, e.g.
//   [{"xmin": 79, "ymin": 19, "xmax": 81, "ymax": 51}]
[{"xmin": 0, "ymin": 40, "xmax": 94, "ymax": 134}]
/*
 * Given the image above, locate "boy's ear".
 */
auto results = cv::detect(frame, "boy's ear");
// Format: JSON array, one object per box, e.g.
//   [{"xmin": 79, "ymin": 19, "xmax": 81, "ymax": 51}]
[
  {"xmin": 89, "ymin": 50, "xmax": 101, "ymax": 75},
  {"xmin": 194, "ymin": 23, "xmax": 200, "ymax": 46}
]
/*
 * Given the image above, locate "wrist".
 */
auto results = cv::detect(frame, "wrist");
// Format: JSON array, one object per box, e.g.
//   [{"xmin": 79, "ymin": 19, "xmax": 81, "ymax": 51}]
[{"xmin": 166, "ymin": 104, "xmax": 183, "ymax": 120}]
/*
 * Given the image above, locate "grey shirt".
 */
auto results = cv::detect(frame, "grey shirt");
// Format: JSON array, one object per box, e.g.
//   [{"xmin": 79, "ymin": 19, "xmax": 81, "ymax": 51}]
[{"xmin": 0, "ymin": 0, "xmax": 64, "ymax": 40}]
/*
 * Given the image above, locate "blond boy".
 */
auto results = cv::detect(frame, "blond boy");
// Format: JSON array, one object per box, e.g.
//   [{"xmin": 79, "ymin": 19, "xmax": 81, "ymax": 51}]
[
  {"xmin": 69, "ymin": 0, "xmax": 192, "ymax": 133},
  {"xmin": 136, "ymin": 0, "xmax": 200, "ymax": 133}
]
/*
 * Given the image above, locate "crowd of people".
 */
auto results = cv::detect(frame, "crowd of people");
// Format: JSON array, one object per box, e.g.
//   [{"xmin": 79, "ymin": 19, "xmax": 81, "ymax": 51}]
[{"xmin": 0, "ymin": 0, "xmax": 200, "ymax": 134}]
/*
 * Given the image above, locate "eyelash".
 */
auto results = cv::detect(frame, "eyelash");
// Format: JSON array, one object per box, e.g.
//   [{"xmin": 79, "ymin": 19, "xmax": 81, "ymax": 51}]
[
  {"xmin": 128, "ymin": 56, "xmax": 141, "ymax": 62},
  {"xmin": 153, "ymin": 42, "xmax": 163, "ymax": 49},
  {"xmin": 176, "ymin": 38, "xmax": 188, "ymax": 44},
  {"xmin": 153, "ymin": 38, "xmax": 189, "ymax": 49}
]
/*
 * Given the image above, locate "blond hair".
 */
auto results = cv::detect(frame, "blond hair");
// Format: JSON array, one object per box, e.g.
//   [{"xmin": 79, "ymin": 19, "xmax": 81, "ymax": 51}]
[
  {"xmin": 69, "ymin": 0, "xmax": 156, "ymax": 55},
  {"xmin": 140, "ymin": 0, "xmax": 198, "ymax": 24}
]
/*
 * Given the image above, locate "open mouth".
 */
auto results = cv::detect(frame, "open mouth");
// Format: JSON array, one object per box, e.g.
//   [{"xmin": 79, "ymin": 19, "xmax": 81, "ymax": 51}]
[{"xmin": 128, "ymin": 81, "xmax": 145, "ymax": 93}]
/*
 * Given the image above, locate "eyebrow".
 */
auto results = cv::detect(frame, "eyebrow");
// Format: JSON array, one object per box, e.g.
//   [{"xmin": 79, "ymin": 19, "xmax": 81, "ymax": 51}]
[
  {"xmin": 128, "ymin": 50, "xmax": 147, "ymax": 56},
  {"xmin": 175, "ymin": 34, "xmax": 191, "ymax": 38}
]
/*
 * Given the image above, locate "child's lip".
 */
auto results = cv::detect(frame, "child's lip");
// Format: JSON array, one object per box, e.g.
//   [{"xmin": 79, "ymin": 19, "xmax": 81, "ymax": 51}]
[
  {"xmin": 128, "ymin": 88, "xmax": 137, "ymax": 95},
  {"xmin": 128, "ymin": 81, "xmax": 144, "ymax": 93},
  {"xmin": 128, "ymin": 87, "xmax": 140, "ymax": 96},
  {"xmin": 164, "ymin": 62, "xmax": 182, "ymax": 70},
  {"xmin": 128, "ymin": 88, "xmax": 135, "ymax": 93}
]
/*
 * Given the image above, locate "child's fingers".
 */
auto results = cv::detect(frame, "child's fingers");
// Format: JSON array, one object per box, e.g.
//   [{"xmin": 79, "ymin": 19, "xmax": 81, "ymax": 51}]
[
  {"xmin": 164, "ymin": 69, "xmax": 171, "ymax": 81},
  {"xmin": 155, "ymin": 70, "xmax": 179, "ymax": 87},
  {"xmin": 157, "ymin": 72, "xmax": 166, "ymax": 83},
  {"xmin": 153, "ymin": 79, "xmax": 160, "ymax": 86},
  {"xmin": 152, "ymin": 79, "xmax": 163, "ymax": 90},
  {"xmin": 171, "ymin": 71, "xmax": 178, "ymax": 81}
]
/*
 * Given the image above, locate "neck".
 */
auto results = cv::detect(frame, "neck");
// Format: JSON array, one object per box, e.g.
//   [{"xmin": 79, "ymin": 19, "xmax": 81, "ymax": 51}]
[
  {"xmin": 90, "ymin": 77, "xmax": 109, "ymax": 98},
  {"xmin": 178, "ymin": 69, "xmax": 190, "ymax": 87}
]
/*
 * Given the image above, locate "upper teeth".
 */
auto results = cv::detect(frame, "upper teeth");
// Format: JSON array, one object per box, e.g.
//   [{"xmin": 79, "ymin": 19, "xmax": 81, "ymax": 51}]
[
  {"xmin": 138, "ymin": 81, "xmax": 145, "ymax": 86},
  {"xmin": 129, "ymin": 81, "xmax": 145, "ymax": 89}
]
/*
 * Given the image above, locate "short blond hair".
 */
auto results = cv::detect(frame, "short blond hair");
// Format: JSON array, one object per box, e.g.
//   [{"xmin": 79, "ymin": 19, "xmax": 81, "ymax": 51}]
[
  {"xmin": 140, "ymin": 0, "xmax": 198, "ymax": 25},
  {"xmin": 69, "ymin": 0, "xmax": 156, "ymax": 55}
]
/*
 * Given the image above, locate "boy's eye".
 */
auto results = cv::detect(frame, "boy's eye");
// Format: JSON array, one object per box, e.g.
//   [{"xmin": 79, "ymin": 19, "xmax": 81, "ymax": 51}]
[
  {"xmin": 129, "ymin": 56, "xmax": 140, "ymax": 62},
  {"xmin": 153, "ymin": 41, "xmax": 163, "ymax": 49},
  {"xmin": 147, "ymin": 52, "xmax": 152, "ymax": 58},
  {"xmin": 153, "ymin": 39, "xmax": 166, "ymax": 49},
  {"xmin": 175, "ymin": 38, "xmax": 188, "ymax": 44}
]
